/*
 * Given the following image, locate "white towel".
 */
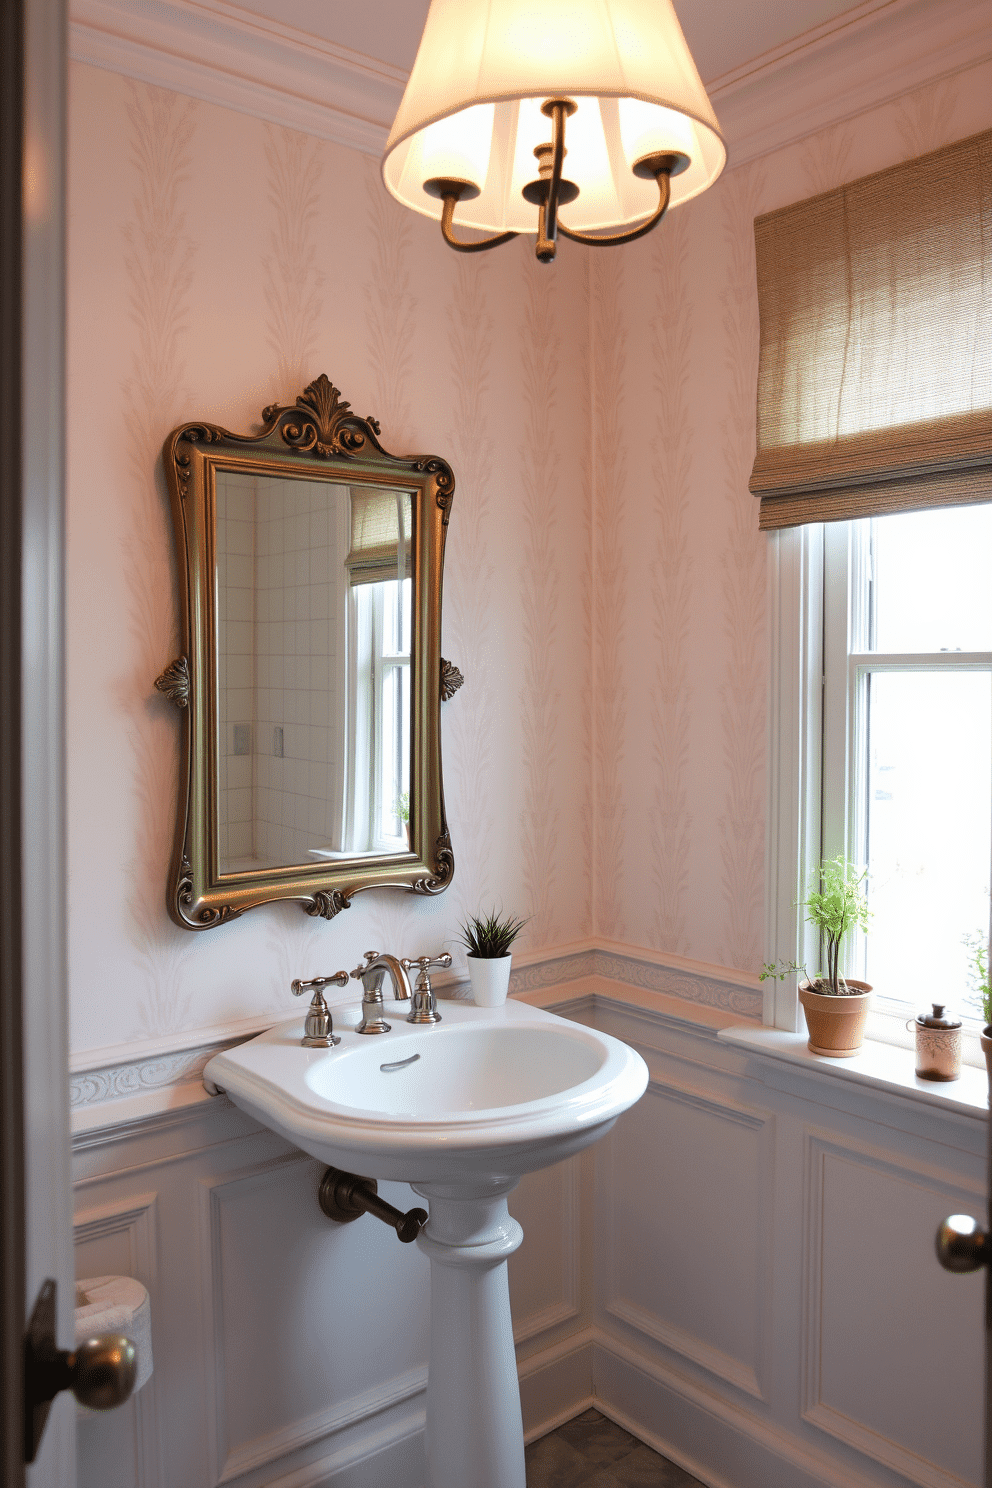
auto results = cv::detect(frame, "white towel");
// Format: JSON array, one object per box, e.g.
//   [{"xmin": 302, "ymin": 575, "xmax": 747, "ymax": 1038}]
[{"xmin": 74, "ymin": 1275, "xmax": 153, "ymax": 1414}]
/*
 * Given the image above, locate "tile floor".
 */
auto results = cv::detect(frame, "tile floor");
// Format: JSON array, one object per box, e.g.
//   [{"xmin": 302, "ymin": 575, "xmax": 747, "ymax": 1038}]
[{"xmin": 525, "ymin": 1408, "xmax": 706, "ymax": 1486}]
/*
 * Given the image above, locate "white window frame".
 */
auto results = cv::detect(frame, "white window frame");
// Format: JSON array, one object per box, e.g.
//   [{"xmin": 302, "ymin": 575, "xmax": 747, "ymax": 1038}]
[
  {"xmin": 371, "ymin": 576, "xmax": 410, "ymax": 854},
  {"xmin": 766, "ymin": 519, "xmax": 992, "ymax": 1047},
  {"xmin": 764, "ymin": 525, "xmax": 824, "ymax": 1032}
]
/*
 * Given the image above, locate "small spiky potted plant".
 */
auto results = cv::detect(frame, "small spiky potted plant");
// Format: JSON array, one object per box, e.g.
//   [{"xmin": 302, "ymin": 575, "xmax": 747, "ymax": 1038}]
[
  {"xmin": 458, "ymin": 909, "xmax": 528, "ymax": 1008},
  {"xmin": 762, "ymin": 857, "xmax": 872, "ymax": 1058}
]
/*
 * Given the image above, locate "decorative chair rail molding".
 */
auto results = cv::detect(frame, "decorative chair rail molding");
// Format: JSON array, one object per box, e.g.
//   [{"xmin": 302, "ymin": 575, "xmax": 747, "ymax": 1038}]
[
  {"xmin": 70, "ymin": 1043, "xmax": 220, "ymax": 1107},
  {"xmin": 509, "ymin": 942, "xmax": 762, "ymax": 1019},
  {"xmin": 66, "ymin": 944, "xmax": 762, "ymax": 1143},
  {"xmin": 69, "ymin": 0, "xmax": 990, "ymax": 168}
]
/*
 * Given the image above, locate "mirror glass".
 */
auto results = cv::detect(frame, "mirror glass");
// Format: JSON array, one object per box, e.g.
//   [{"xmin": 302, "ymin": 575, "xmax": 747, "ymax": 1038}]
[{"xmin": 215, "ymin": 470, "xmax": 413, "ymax": 874}]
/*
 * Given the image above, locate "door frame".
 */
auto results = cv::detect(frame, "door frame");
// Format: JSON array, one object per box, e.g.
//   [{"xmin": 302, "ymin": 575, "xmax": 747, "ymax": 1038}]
[{"xmin": 1, "ymin": 0, "xmax": 73, "ymax": 1480}]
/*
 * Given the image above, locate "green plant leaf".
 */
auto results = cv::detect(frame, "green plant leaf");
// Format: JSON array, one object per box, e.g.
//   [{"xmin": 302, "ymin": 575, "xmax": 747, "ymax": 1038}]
[{"xmin": 457, "ymin": 908, "xmax": 528, "ymax": 959}]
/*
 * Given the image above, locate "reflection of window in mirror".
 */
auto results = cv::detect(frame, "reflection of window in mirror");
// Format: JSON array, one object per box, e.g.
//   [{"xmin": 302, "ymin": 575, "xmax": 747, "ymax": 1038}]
[{"xmin": 341, "ymin": 489, "xmax": 412, "ymax": 856}]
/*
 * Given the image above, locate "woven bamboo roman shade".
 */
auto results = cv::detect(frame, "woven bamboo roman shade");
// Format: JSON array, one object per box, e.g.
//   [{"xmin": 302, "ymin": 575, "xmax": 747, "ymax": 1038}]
[
  {"xmin": 750, "ymin": 129, "xmax": 991, "ymax": 531},
  {"xmin": 346, "ymin": 488, "xmax": 412, "ymax": 586}
]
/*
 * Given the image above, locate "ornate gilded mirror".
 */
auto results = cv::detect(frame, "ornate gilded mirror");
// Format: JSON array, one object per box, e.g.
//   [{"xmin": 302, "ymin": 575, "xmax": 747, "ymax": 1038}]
[{"xmin": 156, "ymin": 375, "xmax": 461, "ymax": 929}]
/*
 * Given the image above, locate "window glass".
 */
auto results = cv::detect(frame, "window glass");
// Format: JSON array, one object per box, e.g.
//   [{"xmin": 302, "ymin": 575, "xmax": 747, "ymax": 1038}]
[
  {"xmin": 871, "ymin": 505, "xmax": 992, "ymax": 653},
  {"xmin": 865, "ymin": 670, "xmax": 992, "ymax": 1009}
]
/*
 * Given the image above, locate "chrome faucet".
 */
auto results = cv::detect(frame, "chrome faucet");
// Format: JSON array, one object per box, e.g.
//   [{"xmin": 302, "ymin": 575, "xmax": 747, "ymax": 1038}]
[{"xmin": 351, "ymin": 951, "xmax": 414, "ymax": 1035}]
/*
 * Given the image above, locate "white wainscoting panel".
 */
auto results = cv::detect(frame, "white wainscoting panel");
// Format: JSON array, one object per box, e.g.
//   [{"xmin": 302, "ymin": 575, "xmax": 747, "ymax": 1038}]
[
  {"xmin": 600, "ymin": 1073, "xmax": 774, "ymax": 1401},
  {"xmin": 70, "ymin": 978, "xmax": 987, "ymax": 1488},
  {"xmin": 803, "ymin": 1133, "xmax": 984, "ymax": 1488},
  {"xmin": 508, "ymin": 1156, "xmax": 582, "ymax": 1346},
  {"xmin": 199, "ymin": 1152, "xmax": 429, "ymax": 1485}
]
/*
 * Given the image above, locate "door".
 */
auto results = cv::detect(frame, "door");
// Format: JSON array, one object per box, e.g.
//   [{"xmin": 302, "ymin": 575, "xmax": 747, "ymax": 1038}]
[
  {"xmin": 1, "ymin": 0, "xmax": 76, "ymax": 1482},
  {"xmin": 935, "ymin": 1104, "xmax": 992, "ymax": 1486}
]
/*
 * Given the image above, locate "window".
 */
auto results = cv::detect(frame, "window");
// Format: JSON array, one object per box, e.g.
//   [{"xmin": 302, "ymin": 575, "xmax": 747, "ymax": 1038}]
[
  {"xmin": 756, "ymin": 129, "xmax": 992, "ymax": 1038},
  {"xmin": 821, "ymin": 507, "xmax": 992, "ymax": 1021}
]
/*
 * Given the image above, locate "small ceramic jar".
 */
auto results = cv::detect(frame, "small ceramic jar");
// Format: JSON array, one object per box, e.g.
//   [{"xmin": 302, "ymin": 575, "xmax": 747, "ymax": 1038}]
[{"xmin": 908, "ymin": 1003, "xmax": 962, "ymax": 1082}]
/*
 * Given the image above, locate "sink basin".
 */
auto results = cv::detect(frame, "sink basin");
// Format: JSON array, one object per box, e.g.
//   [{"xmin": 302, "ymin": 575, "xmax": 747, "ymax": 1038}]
[
  {"xmin": 204, "ymin": 998, "xmax": 648, "ymax": 1184},
  {"xmin": 204, "ymin": 997, "xmax": 648, "ymax": 1488}
]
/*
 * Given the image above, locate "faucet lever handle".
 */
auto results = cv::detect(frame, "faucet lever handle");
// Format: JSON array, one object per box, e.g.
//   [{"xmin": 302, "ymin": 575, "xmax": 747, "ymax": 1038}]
[
  {"xmin": 291, "ymin": 972, "xmax": 349, "ymax": 997},
  {"xmin": 401, "ymin": 953, "xmax": 453, "ymax": 974}
]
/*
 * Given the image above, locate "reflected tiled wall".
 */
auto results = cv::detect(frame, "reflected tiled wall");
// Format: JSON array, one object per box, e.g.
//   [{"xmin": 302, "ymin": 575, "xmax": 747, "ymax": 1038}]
[
  {"xmin": 253, "ymin": 476, "xmax": 348, "ymax": 866},
  {"xmin": 216, "ymin": 471, "xmax": 257, "ymax": 866}
]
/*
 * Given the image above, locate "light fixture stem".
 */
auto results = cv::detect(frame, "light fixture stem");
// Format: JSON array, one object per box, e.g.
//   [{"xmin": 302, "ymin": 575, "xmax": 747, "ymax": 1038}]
[
  {"xmin": 558, "ymin": 167, "xmax": 673, "ymax": 248},
  {"xmin": 535, "ymin": 100, "xmax": 569, "ymax": 263}
]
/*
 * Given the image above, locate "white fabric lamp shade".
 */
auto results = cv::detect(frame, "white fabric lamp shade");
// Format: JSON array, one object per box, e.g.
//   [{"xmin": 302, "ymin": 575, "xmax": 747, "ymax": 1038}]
[{"xmin": 383, "ymin": 0, "xmax": 726, "ymax": 236}]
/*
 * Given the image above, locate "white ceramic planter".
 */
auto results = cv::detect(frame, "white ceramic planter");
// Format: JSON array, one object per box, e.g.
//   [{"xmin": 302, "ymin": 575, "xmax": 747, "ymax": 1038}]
[{"xmin": 467, "ymin": 955, "xmax": 512, "ymax": 1007}]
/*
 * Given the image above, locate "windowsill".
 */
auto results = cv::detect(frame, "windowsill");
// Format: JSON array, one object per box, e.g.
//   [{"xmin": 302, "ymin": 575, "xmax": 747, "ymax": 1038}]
[{"xmin": 718, "ymin": 1024, "xmax": 989, "ymax": 1121}]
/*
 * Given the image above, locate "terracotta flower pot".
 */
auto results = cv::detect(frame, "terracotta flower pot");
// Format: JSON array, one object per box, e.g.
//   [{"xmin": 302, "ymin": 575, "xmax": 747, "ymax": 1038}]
[
  {"xmin": 980, "ymin": 1026, "xmax": 992, "ymax": 1089},
  {"xmin": 798, "ymin": 979, "xmax": 872, "ymax": 1058}
]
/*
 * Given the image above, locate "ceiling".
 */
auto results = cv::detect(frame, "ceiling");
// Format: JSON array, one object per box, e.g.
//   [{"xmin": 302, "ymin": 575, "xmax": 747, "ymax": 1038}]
[{"xmin": 231, "ymin": 0, "xmax": 863, "ymax": 84}]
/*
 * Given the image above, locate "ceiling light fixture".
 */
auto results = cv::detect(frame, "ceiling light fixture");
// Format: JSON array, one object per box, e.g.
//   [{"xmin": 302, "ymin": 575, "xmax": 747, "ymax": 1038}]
[{"xmin": 382, "ymin": 0, "xmax": 726, "ymax": 264}]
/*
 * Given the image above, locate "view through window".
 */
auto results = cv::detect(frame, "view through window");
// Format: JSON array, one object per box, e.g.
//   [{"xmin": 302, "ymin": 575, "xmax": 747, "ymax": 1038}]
[{"xmin": 822, "ymin": 504, "xmax": 992, "ymax": 1020}]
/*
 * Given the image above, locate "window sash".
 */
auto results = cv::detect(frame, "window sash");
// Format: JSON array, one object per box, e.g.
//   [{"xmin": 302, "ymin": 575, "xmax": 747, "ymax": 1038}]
[{"xmin": 821, "ymin": 520, "xmax": 992, "ymax": 1020}]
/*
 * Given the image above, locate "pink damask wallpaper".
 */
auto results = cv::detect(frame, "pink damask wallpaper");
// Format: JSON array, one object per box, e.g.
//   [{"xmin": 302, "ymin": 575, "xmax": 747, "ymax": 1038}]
[
  {"xmin": 588, "ymin": 55, "xmax": 991, "ymax": 975},
  {"xmin": 65, "ymin": 52, "xmax": 991, "ymax": 1062}
]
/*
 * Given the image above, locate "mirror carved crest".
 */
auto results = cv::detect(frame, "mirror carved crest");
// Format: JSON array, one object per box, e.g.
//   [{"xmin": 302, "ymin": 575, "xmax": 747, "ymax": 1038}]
[{"xmin": 156, "ymin": 375, "xmax": 459, "ymax": 930}]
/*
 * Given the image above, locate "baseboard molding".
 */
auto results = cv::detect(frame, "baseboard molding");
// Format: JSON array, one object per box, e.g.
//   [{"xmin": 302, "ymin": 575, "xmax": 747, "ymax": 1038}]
[
  {"xmin": 591, "ymin": 1333, "xmax": 892, "ymax": 1488},
  {"xmin": 517, "ymin": 1330, "xmax": 595, "ymax": 1444},
  {"xmin": 247, "ymin": 1333, "xmax": 591, "ymax": 1487},
  {"xmin": 264, "ymin": 1393, "xmax": 425, "ymax": 1488}
]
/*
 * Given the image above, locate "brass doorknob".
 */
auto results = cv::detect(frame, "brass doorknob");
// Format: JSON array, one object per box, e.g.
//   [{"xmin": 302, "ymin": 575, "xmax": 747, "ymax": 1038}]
[
  {"xmin": 935, "ymin": 1214, "xmax": 990, "ymax": 1273},
  {"xmin": 24, "ymin": 1280, "xmax": 138, "ymax": 1462},
  {"xmin": 69, "ymin": 1334, "xmax": 138, "ymax": 1411}
]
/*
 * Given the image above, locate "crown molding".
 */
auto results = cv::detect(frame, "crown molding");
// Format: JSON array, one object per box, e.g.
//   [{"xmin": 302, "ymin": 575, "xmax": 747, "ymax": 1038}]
[
  {"xmin": 70, "ymin": 0, "xmax": 990, "ymax": 166},
  {"xmin": 710, "ymin": 0, "xmax": 992, "ymax": 167},
  {"xmin": 69, "ymin": 0, "xmax": 404, "ymax": 155}
]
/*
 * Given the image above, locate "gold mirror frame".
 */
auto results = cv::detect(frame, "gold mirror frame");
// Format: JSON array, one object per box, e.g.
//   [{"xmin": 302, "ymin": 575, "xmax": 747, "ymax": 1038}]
[{"xmin": 156, "ymin": 374, "xmax": 460, "ymax": 929}]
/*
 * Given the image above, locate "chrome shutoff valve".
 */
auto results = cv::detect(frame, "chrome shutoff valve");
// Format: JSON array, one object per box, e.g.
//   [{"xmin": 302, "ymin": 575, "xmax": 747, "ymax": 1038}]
[
  {"xmin": 401, "ymin": 953, "xmax": 452, "ymax": 1025},
  {"xmin": 291, "ymin": 971, "xmax": 349, "ymax": 1048}
]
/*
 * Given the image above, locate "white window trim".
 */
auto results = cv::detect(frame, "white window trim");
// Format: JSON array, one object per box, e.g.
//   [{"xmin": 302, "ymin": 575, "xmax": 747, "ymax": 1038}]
[{"xmin": 764, "ymin": 524, "xmax": 824, "ymax": 1033}]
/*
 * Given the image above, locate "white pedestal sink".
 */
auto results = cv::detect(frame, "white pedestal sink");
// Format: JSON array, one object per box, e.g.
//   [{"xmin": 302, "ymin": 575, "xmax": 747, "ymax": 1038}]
[{"xmin": 204, "ymin": 999, "xmax": 648, "ymax": 1488}]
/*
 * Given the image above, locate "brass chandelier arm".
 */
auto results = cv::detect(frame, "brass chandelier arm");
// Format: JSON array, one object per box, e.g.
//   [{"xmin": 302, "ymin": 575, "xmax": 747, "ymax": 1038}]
[
  {"xmin": 558, "ymin": 168, "xmax": 673, "ymax": 248},
  {"xmin": 439, "ymin": 192, "xmax": 519, "ymax": 253}
]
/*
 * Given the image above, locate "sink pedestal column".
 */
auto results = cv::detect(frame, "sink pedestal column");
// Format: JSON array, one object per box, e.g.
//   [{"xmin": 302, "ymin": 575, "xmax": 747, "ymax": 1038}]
[{"xmin": 413, "ymin": 1179, "xmax": 525, "ymax": 1488}]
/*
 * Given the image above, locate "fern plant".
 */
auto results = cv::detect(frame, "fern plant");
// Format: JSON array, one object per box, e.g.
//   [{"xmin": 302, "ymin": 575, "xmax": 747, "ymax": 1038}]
[
  {"xmin": 760, "ymin": 857, "xmax": 869, "ymax": 996},
  {"xmin": 458, "ymin": 909, "xmax": 528, "ymax": 959}
]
